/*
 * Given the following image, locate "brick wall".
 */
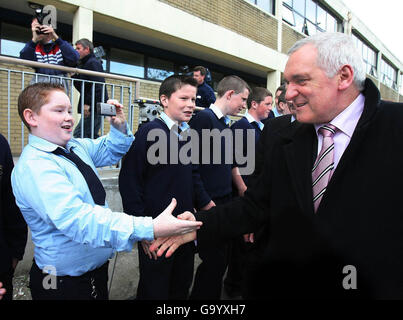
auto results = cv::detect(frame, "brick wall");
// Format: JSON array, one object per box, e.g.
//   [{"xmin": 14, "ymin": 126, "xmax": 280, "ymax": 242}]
[
  {"xmin": 380, "ymin": 82, "xmax": 399, "ymax": 102},
  {"xmin": 159, "ymin": 0, "xmax": 278, "ymax": 50},
  {"xmin": 281, "ymin": 23, "xmax": 305, "ymax": 54}
]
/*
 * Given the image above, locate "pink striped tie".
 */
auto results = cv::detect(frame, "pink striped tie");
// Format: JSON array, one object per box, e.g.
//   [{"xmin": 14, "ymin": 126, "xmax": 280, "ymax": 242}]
[{"xmin": 312, "ymin": 124, "xmax": 337, "ymax": 213}]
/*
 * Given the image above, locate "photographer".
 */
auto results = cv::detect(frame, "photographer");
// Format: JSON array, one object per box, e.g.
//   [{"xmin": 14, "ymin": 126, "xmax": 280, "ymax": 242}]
[
  {"xmin": 72, "ymin": 38, "xmax": 108, "ymax": 139},
  {"xmin": 19, "ymin": 16, "xmax": 79, "ymax": 91}
]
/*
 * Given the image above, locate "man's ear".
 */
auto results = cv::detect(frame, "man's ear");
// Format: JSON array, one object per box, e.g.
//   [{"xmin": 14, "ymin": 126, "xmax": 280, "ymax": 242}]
[
  {"xmin": 23, "ymin": 109, "xmax": 38, "ymax": 128},
  {"xmin": 338, "ymin": 64, "xmax": 354, "ymax": 90},
  {"xmin": 250, "ymin": 100, "xmax": 258, "ymax": 110}
]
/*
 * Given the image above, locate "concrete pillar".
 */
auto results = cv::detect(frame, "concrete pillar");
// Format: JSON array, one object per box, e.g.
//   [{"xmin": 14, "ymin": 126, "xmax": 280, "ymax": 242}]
[
  {"xmin": 73, "ymin": 6, "xmax": 93, "ymax": 44},
  {"xmin": 267, "ymin": 70, "xmax": 281, "ymax": 96},
  {"xmin": 275, "ymin": 0, "xmax": 283, "ymax": 52}
]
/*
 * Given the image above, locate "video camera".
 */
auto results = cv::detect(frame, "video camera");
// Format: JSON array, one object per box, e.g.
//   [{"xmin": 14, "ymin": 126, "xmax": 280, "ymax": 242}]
[{"xmin": 28, "ymin": 2, "xmax": 57, "ymax": 35}]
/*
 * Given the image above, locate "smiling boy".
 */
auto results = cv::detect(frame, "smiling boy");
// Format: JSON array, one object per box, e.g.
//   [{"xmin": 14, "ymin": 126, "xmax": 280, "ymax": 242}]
[
  {"xmin": 119, "ymin": 75, "xmax": 205, "ymax": 299},
  {"xmin": 12, "ymin": 82, "xmax": 201, "ymax": 300}
]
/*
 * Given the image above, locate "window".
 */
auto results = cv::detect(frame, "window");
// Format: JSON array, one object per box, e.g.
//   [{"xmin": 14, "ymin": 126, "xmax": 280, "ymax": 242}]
[
  {"xmin": 0, "ymin": 22, "xmax": 31, "ymax": 57},
  {"xmin": 353, "ymin": 34, "xmax": 378, "ymax": 78},
  {"xmin": 247, "ymin": 0, "xmax": 275, "ymax": 15},
  {"xmin": 380, "ymin": 58, "xmax": 397, "ymax": 89},
  {"xmin": 146, "ymin": 57, "xmax": 174, "ymax": 81},
  {"xmin": 283, "ymin": 1, "xmax": 340, "ymax": 35},
  {"xmin": 109, "ymin": 48, "xmax": 144, "ymax": 78}
]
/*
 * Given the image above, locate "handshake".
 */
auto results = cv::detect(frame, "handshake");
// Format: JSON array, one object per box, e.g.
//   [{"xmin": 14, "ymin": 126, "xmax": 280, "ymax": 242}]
[{"xmin": 144, "ymin": 198, "xmax": 201, "ymax": 260}]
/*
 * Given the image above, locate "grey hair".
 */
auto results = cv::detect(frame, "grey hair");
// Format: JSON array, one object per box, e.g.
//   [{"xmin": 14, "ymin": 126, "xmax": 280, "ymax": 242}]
[{"xmin": 288, "ymin": 32, "xmax": 366, "ymax": 91}]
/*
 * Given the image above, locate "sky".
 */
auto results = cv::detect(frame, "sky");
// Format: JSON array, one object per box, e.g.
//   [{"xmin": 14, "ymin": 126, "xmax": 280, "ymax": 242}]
[{"xmin": 341, "ymin": 0, "xmax": 403, "ymax": 63}]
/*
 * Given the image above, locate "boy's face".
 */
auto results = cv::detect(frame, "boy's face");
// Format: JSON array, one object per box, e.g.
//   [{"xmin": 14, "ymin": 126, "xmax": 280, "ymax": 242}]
[
  {"xmin": 161, "ymin": 84, "xmax": 197, "ymax": 123},
  {"xmin": 226, "ymin": 88, "xmax": 249, "ymax": 116},
  {"xmin": 28, "ymin": 90, "xmax": 74, "ymax": 147}
]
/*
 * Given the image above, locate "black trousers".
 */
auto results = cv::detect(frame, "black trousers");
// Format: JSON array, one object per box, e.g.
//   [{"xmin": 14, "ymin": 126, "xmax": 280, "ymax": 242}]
[
  {"xmin": 190, "ymin": 194, "xmax": 232, "ymax": 300},
  {"xmin": 29, "ymin": 261, "xmax": 109, "ymax": 300},
  {"xmin": 0, "ymin": 267, "xmax": 14, "ymax": 301},
  {"xmin": 136, "ymin": 242, "xmax": 195, "ymax": 300}
]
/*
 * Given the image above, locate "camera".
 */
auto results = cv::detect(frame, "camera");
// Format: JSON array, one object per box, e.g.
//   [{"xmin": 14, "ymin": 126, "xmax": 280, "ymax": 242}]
[
  {"xmin": 34, "ymin": 8, "xmax": 50, "ymax": 34},
  {"xmin": 96, "ymin": 103, "xmax": 117, "ymax": 116}
]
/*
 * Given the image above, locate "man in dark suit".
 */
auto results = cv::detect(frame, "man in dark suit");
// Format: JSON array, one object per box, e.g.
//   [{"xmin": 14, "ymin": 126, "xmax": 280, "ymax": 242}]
[
  {"xmin": 0, "ymin": 134, "xmax": 27, "ymax": 301},
  {"xmin": 151, "ymin": 32, "xmax": 403, "ymax": 299}
]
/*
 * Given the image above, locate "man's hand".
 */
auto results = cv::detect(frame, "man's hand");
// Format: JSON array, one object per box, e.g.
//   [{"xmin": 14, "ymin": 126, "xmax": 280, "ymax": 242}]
[
  {"xmin": 31, "ymin": 19, "xmax": 41, "ymax": 42},
  {"xmin": 141, "ymin": 240, "xmax": 158, "ymax": 260},
  {"xmin": 107, "ymin": 99, "xmax": 127, "ymax": 134},
  {"xmin": 39, "ymin": 24, "xmax": 59, "ymax": 40},
  {"xmin": 150, "ymin": 211, "xmax": 198, "ymax": 258},
  {"xmin": 153, "ymin": 198, "xmax": 202, "ymax": 238}
]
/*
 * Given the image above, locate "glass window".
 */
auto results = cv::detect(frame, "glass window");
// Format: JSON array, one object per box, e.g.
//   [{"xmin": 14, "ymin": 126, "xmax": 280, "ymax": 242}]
[
  {"xmin": 317, "ymin": 6, "xmax": 327, "ymax": 30},
  {"xmin": 305, "ymin": 0, "xmax": 316, "ymax": 23},
  {"xmin": 1, "ymin": 22, "xmax": 31, "ymax": 57},
  {"xmin": 326, "ymin": 14, "xmax": 337, "ymax": 32},
  {"xmin": 294, "ymin": 13, "xmax": 305, "ymax": 32},
  {"xmin": 147, "ymin": 57, "xmax": 174, "ymax": 81},
  {"xmin": 283, "ymin": 0, "xmax": 293, "ymax": 6},
  {"xmin": 294, "ymin": 0, "xmax": 305, "ymax": 16},
  {"xmin": 256, "ymin": 0, "xmax": 274, "ymax": 14},
  {"xmin": 282, "ymin": 5, "xmax": 295, "ymax": 25},
  {"xmin": 306, "ymin": 20, "xmax": 317, "ymax": 36},
  {"xmin": 109, "ymin": 48, "xmax": 144, "ymax": 78},
  {"xmin": 1, "ymin": 39, "xmax": 26, "ymax": 57}
]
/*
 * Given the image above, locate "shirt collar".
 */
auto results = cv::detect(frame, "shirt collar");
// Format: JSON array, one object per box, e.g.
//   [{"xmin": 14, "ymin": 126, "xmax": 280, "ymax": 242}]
[
  {"xmin": 209, "ymin": 104, "xmax": 230, "ymax": 125},
  {"xmin": 244, "ymin": 110, "xmax": 264, "ymax": 130},
  {"xmin": 159, "ymin": 112, "xmax": 190, "ymax": 132},
  {"xmin": 28, "ymin": 134, "xmax": 66, "ymax": 153},
  {"xmin": 314, "ymin": 93, "xmax": 365, "ymax": 138}
]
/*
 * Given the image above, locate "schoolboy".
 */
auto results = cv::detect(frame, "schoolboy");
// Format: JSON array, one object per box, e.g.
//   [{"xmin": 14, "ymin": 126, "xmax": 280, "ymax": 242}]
[
  {"xmin": 12, "ymin": 82, "xmax": 201, "ymax": 300},
  {"xmin": 119, "ymin": 75, "xmax": 206, "ymax": 299}
]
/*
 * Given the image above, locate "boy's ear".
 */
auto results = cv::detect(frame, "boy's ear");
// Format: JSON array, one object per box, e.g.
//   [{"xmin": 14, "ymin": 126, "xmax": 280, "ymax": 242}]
[
  {"xmin": 160, "ymin": 95, "xmax": 169, "ymax": 108},
  {"xmin": 23, "ymin": 108, "xmax": 38, "ymax": 128}
]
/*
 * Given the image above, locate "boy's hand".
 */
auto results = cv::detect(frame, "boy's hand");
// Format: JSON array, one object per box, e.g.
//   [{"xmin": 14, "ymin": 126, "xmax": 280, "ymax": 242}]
[
  {"xmin": 150, "ymin": 211, "xmax": 198, "ymax": 258},
  {"xmin": 107, "ymin": 99, "xmax": 127, "ymax": 134}
]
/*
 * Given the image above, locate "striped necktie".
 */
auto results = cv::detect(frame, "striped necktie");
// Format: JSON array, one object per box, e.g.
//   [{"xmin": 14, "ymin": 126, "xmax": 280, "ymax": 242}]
[{"xmin": 312, "ymin": 124, "xmax": 337, "ymax": 213}]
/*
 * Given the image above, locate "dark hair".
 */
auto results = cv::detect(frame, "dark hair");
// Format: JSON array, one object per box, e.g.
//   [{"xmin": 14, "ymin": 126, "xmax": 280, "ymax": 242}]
[
  {"xmin": 18, "ymin": 82, "xmax": 66, "ymax": 131},
  {"xmin": 247, "ymin": 87, "xmax": 272, "ymax": 109},
  {"xmin": 75, "ymin": 38, "xmax": 94, "ymax": 53},
  {"xmin": 159, "ymin": 74, "xmax": 198, "ymax": 100},
  {"xmin": 193, "ymin": 66, "xmax": 207, "ymax": 76},
  {"xmin": 216, "ymin": 75, "xmax": 251, "ymax": 98},
  {"xmin": 276, "ymin": 84, "xmax": 286, "ymax": 95},
  {"xmin": 277, "ymin": 89, "xmax": 287, "ymax": 104}
]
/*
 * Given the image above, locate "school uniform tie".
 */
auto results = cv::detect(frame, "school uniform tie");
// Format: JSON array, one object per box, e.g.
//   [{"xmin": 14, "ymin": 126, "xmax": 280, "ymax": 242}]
[
  {"xmin": 53, "ymin": 147, "xmax": 106, "ymax": 206},
  {"xmin": 312, "ymin": 124, "xmax": 337, "ymax": 213},
  {"xmin": 251, "ymin": 121, "xmax": 261, "ymax": 131}
]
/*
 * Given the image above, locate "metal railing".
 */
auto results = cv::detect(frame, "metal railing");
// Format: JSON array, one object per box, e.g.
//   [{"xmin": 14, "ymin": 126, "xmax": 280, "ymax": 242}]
[{"xmin": 0, "ymin": 55, "xmax": 140, "ymax": 158}]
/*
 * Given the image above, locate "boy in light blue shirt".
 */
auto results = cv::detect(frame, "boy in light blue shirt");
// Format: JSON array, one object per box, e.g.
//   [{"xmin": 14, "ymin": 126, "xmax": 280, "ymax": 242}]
[{"xmin": 12, "ymin": 82, "xmax": 201, "ymax": 300}]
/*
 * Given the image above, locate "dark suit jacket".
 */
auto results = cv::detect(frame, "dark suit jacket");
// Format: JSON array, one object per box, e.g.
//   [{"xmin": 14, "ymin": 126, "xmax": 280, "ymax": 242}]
[
  {"xmin": 195, "ymin": 79, "xmax": 403, "ymax": 299},
  {"xmin": 0, "ymin": 134, "xmax": 27, "ymax": 273}
]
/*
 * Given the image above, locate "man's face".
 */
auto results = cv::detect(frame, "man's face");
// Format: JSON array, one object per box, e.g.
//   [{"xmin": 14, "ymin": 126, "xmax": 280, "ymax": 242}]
[
  {"xmin": 160, "ymin": 84, "xmax": 197, "ymax": 123},
  {"xmin": 254, "ymin": 95, "xmax": 273, "ymax": 120},
  {"xmin": 284, "ymin": 44, "xmax": 340, "ymax": 124},
  {"xmin": 30, "ymin": 90, "xmax": 74, "ymax": 147},
  {"xmin": 75, "ymin": 44, "xmax": 90, "ymax": 59},
  {"xmin": 227, "ymin": 88, "xmax": 249, "ymax": 116},
  {"xmin": 193, "ymin": 71, "xmax": 205, "ymax": 85}
]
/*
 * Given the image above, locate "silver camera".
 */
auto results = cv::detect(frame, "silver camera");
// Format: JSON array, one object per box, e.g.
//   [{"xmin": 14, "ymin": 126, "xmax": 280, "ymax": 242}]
[{"xmin": 96, "ymin": 102, "xmax": 116, "ymax": 116}]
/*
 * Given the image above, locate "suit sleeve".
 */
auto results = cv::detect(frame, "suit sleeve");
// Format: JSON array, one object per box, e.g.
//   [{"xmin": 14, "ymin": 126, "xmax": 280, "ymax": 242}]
[
  {"xmin": 0, "ymin": 135, "xmax": 27, "ymax": 260},
  {"xmin": 119, "ymin": 127, "xmax": 149, "ymax": 216},
  {"xmin": 194, "ymin": 123, "xmax": 276, "ymax": 244}
]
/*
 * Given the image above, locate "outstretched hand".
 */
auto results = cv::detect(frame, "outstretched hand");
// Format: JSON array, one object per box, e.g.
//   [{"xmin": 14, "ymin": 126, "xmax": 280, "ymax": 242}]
[
  {"xmin": 150, "ymin": 211, "xmax": 198, "ymax": 258},
  {"xmin": 153, "ymin": 199, "xmax": 202, "ymax": 239}
]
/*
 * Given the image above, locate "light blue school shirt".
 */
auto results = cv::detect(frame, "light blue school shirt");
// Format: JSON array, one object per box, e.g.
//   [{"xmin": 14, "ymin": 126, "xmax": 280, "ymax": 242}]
[{"xmin": 11, "ymin": 125, "xmax": 154, "ymax": 276}]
